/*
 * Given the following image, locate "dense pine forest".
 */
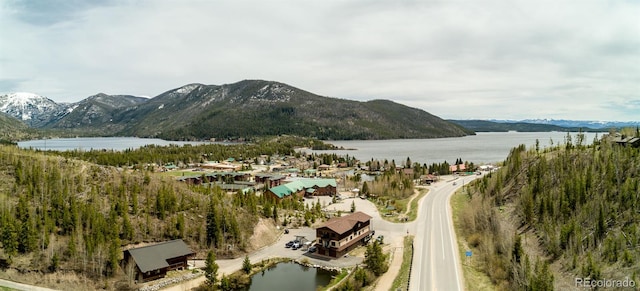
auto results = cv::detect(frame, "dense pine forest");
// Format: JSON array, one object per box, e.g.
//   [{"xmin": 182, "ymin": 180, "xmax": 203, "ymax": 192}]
[{"xmin": 459, "ymin": 130, "xmax": 640, "ymax": 290}]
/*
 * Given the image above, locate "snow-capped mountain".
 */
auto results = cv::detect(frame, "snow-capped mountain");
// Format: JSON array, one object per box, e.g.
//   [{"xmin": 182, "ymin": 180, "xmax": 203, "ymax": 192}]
[
  {"xmin": 0, "ymin": 92, "xmax": 71, "ymax": 127},
  {"xmin": 51, "ymin": 93, "xmax": 148, "ymax": 129},
  {"xmin": 490, "ymin": 119, "xmax": 640, "ymax": 129}
]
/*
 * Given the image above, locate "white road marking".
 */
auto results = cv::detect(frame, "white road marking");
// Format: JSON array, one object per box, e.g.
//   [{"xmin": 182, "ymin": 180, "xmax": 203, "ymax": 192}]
[{"xmin": 440, "ymin": 213, "xmax": 445, "ymax": 260}]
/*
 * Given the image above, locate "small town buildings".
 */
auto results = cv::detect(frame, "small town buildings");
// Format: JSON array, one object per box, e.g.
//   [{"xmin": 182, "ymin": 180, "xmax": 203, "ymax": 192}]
[
  {"xmin": 264, "ymin": 178, "xmax": 337, "ymax": 201},
  {"xmin": 202, "ymin": 182, "xmax": 255, "ymax": 194},
  {"xmin": 176, "ymin": 175, "xmax": 203, "ymax": 185},
  {"xmin": 123, "ymin": 239, "xmax": 195, "ymax": 283},
  {"xmin": 419, "ymin": 174, "xmax": 438, "ymax": 185},
  {"xmin": 449, "ymin": 163, "xmax": 467, "ymax": 173},
  {"xmin": 204, "ymin": 172, "xmax": 251, "ymax": 183},
  {"xmin": 255, "ymin": 173, "xmax": 286, "ymax": 188},
  {"xmin": 315, "ymin": 211, "xmax": 372, "ymax": 258},
  {"xmin": 200, "ymin": 161, "xmax": 241, "ymax": 171},
  {"xmin": 401, "ymin": 168, "xmax": 414, "ymax": 177},
  {"xmin": 613, "ymin": 135, "xmax": 640, "ymax": 148},
  {"xmin": 318, "ymin": 164, "xmax": 331, "ymax": 171}
]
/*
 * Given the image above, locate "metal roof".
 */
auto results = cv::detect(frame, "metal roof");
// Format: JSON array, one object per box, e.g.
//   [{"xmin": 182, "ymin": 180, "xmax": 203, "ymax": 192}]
[
  {"xmin": 268, "ymin": 178, "xmax": 337, "ymax": 198},
  {"xmin": 125, "ymin": 239, "xmax": 194, "ymax": 273}
]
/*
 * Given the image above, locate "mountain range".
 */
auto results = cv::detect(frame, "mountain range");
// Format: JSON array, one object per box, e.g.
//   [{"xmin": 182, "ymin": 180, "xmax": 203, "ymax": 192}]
[
  {"xmin": 448, "ymin": 120, "xmax": 612, "ymax": 132},
  {"xmin": 0, "ymin": 80, "xmax": 473, "ymax": 140},
  {"xmin": 489, "ymin": 118, "xmax": 640, "ymax": 129}
]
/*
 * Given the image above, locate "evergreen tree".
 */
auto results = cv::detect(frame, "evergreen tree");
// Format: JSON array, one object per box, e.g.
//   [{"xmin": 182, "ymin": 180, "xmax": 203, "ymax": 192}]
[
  {"xmin": 361, "ymin": 182, "xmax": 369, "ymax": 196},
  {"xmin": 242, "ymin": 255, "xmax": 251, "ymax": 274},
  {"xmin": 512, "ymin": 233, "xmax": 523, "ymax": 264},
  {"xmin": 364, "ymin": 241, "xmax": 388, "ymax": 276},
  {"xmin": 205, "ymin": 250, "xmax": 219, "ymax": 286}
]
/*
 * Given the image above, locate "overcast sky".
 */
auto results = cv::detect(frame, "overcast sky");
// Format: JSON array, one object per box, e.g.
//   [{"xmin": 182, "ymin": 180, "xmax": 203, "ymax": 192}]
[{"xmin": 1, "ymin": 0, "xmax": 638, "ymax": 121}]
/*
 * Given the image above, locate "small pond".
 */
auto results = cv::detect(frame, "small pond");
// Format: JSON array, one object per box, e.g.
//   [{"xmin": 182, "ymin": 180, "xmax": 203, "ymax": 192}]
[{"xmin": 244, "ymin": 262, "xmax": 337, "ymax": 291}]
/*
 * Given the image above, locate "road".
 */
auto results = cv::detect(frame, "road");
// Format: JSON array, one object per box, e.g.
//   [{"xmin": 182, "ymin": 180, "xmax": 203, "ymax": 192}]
[
  {"xmin": 0, "ymin": 278, "xmax": 59, "ymax": 291},
  {"xmin": 167, "ymin": 174, "xmax": 475, "ymax": 291},
  {"xmin": 410, "ymin": 175, "xmax": 476, "ymax": 291}
]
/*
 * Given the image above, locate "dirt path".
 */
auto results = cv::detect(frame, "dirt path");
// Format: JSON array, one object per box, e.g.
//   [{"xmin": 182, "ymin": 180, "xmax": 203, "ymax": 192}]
[
  {"xmin": 372, "ymin": 235, "xmax": 406, "ymax": 291},
  {"xmin": 403, "ymin": 188, "xmax": 423, "ymax": 216}
]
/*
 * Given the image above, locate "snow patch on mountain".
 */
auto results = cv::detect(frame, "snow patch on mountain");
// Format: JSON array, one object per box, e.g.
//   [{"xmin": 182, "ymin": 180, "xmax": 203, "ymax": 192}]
[{"xmin": 0, "ymin": 92, "xmax": 70, "ymax": 126}]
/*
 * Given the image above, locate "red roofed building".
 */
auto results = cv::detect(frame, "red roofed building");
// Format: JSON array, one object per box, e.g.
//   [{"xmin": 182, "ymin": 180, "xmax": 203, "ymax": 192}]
[{"xmin": 316, "ymin": 211, "xmax": 372, "ymax": 258}]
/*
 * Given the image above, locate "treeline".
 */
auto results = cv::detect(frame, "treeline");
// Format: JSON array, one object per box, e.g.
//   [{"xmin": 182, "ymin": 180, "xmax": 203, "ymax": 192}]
[
  {"xmin": 459, "ymin": 132, "xmax": 640, "ymax": 290},
  {"xmin": 40, "ymin": 136, "xmax": 308, "ymax": 168},
  {"xmin": 364, "ymin": 157, "xmax": 471, "ymax": 177},
  {"xmin": 0, "ymin": 145, "xmax": 261, "ymax": 288}
]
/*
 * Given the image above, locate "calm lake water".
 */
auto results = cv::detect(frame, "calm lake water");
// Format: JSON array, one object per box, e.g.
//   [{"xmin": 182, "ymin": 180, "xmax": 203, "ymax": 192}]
[
  {"xmin": 307, "ymin": 131, "xmax": 599, "ymax": 164},
  {"xmin": 244, "ymin": 262, "xmax": 336, "ymax": 291},
  {"xmin": 18, "ymin": 132, "xmax": 598, "ymax": 164},
  {"xmin": 17, "ymin": 137, "xmax": 209, "ymax": 151}
]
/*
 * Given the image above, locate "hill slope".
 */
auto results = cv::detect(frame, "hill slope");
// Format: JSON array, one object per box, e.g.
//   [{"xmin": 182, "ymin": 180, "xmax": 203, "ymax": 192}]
[
  {"xmin": 459, "ymin": 133, "xmax": 640, "ymax": 290},
  {"xmin": 51, "ymin": 93, "xmax": 148, "ymax": 133},
  {"xmin": 88, "ymin": 80, "xmax": 473, "ymax": 140},
  {"xmin": 0, "ymin": 112, "xmax": 38, "ymax": 142}
]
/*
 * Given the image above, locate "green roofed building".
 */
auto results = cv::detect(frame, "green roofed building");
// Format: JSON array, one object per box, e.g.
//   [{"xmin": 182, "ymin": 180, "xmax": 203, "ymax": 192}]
[{"xmin": 265, "ymin": 178, "xmax": 337, "ymax": 201}]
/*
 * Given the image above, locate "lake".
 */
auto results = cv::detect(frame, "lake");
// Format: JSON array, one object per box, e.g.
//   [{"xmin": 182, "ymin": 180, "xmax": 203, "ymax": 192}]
[
  {"xmin": 17, "ymin": 132, "xmax": 599, "ymax": 165},
  {"xmin": 244, "ymin": 262, "xmax": 336, "ymax": 291},
  {"xmin": 17, "ymin": 137, "xmax": 211, "ymax": 151},
  {"xmin": 304, "ymin": 131, "xmax": 599, "ymax": 164}
]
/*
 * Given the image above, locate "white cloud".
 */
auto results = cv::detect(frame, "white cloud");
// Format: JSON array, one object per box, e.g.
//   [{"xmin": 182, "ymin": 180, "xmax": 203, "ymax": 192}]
[{"xmin": 1, "ymin": 0, "xmax": 638, "ymax": 121}]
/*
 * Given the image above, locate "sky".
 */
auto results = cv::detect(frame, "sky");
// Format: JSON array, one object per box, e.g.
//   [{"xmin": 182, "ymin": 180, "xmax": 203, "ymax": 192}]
[{"xmin": 1, "ymin": 0, "xmax": 639, "ymax": 121}]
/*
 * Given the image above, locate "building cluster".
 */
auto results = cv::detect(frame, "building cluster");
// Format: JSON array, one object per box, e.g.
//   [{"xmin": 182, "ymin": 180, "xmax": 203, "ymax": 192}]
[
  {"xmin": 613, "ymin": 133, "xmax": 640, "ymax": 148},
  {"xmin": 173, "ymin": 154, "xmax": 345, "ymax": 200}
]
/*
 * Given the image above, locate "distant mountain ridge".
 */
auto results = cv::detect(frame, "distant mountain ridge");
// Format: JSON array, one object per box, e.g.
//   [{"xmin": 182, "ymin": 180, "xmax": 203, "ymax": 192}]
[
  {"xmin": 490, "ymin": 119, "xmax": 640, "ymax": 129},
  {"xmin": 450, "ymin": 118, "xmax": 639, "ymax": 133},
  {"xmin": 2, "ymin": 80, "xmax": 473, "ymax": 140},
  {"xmin": 449, "ymin": 120, "xmax": 611, "ymax": 132},
  {"xmin": 52, "ymin": 93, "xmax": 148, "ymax": 132}
]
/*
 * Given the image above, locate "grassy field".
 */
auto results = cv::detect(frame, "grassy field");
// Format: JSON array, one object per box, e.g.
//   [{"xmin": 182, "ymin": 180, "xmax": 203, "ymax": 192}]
[
  {"xmin": 375, "ymin": 188, "xmax": 427, "ymax": 223},
  {"xmin": 450, "ymin": 190, "xmax": 496, "ymax": 291},
  {"xmin": 390, "ymin": 235, "xmax": 414, "ymax": 291}
]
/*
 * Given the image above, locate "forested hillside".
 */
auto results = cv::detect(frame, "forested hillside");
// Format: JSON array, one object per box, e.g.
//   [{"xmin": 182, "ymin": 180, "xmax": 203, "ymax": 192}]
[
  {"xmin": 0, "ymin": 113, "xmax": 39, "ymax": 142},
  {"xmin": 0, "ymin": 145, "xmax": 261, "ymax": 290},
  {"xmin": 45, "ymin": 80, "xmax": 473, "ymax": 140},
  {"xmin": 459, "ymin": 131, "xmax": 640, "ymax": 290}
]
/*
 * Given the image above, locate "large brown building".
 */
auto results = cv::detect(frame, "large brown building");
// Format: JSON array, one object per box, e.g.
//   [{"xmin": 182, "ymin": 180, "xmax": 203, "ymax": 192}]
[
  {"xmin": 316, "ymin": 211, "xmax": 372, "ymax": 258},
  {"xmin": 123, "ymin": 239, "xmax": 195, "ymax": 283}
]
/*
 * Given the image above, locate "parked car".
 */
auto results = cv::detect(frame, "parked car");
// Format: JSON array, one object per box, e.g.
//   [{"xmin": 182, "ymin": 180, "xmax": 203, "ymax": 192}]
[
  {"xmin": 376, "ymin": 235, "xmax": 384, "ymax": 244},
  {"xmin": 285, "ymin": 241, "xmax": 294, "ymax": 248},
  {"xmin": 292, "ymin": 241, "xmax": 300, "ymax": 249},
  {"xmin": 308, "ymin": 246, "xmax": 317, "ymax": 253}
]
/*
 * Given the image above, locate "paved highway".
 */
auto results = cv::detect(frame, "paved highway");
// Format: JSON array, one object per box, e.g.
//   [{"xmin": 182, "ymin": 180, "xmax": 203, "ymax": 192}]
[{"xmin": 410, "ymin": 175, "xmax": 476, "ymax": 291}]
